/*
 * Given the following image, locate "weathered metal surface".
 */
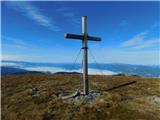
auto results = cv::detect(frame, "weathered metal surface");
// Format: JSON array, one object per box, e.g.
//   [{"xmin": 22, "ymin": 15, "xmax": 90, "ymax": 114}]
[{"xmin": 82, "ymin": 16, "xmax": 89, "ymax": 95}]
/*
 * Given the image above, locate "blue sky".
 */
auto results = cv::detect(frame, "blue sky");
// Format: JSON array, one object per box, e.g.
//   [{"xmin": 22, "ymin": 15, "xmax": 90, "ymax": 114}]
[{"xmin": 1, "ymin": 1, "xmax": 160, "ymax": 65}]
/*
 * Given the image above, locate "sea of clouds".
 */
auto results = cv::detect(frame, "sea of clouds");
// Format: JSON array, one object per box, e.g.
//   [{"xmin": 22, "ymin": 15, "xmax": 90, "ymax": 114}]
[
  {"xmin": 24, "ymin": 66, "xmax": 117, "ymax": 75},
  {"xmin": 2, "ymin": 61, "xmax": 117, "ymax": 75}
]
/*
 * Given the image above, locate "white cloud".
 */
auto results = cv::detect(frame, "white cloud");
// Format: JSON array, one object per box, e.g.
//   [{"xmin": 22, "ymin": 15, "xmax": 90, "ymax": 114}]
[
  {"xmin": 121, "ymin": 31, "xmax": 160, "ymax": 50},
  {"xmin": 2, "ymin": 55, "xmax": 25, "ymax": 61},
  {"xmin": 2, "ymin": 36, "xmax": 36, "ymax": 51},
  {"xmin": 88, "ymin": 68, "xmax": 117, "ymax": 75},
  {"xmin": 7, "ymin": 1, "xmax": 60, "ymax": 31},
  {"xmin": 23, "ymin": 66, "xmax": 117, "ymax": 75},
  {"xmin": 121, "ymin": 31, "xmax": 148, "ymax": 47},
  {"xmin": 1, "ymin": 60, "xmax": 117, "ymax": 75},
  {"xmin": 1, "ymin": 62, "xmax": 18, "ymax": 66},
  {"xmin": 132, "ymin": 38, "xmax": 160, "ymax": 49},
  {"xmin": 24, "ymin": 66, "xmax": 67, "ymax": 73}
]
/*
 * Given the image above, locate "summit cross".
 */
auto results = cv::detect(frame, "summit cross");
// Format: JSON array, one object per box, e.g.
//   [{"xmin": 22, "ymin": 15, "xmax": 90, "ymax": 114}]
[{"xmin": 64, "ymin": 16, "xmax": 101, "ymax": 95}]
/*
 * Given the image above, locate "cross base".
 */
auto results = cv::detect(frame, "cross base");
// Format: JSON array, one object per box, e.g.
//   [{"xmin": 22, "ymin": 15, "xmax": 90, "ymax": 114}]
[{"xmin": 61, "ymin": 89, "xmax": 100, "ymax": 103}]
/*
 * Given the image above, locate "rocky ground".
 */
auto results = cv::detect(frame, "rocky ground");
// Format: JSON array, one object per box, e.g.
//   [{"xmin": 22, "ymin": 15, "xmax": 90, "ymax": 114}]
[{"xmin": 1, "ymin": 74, "xmax": 160, "ymax": 120}]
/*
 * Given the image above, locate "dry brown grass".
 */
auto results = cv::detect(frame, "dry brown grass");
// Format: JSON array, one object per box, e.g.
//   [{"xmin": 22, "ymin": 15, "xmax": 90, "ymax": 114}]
[{"xmin": 1, "ymin": 74, "xmax": 160, "ymax": 120}]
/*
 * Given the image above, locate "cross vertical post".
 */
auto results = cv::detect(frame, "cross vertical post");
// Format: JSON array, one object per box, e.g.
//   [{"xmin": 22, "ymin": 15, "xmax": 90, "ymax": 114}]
[
  {"xmin": 64, "ymin": 16, "xmax": 101, "ymax": 96},
  {"xmin": 82, "ymin": 16, "xmax": 89, "ymax": 95}
]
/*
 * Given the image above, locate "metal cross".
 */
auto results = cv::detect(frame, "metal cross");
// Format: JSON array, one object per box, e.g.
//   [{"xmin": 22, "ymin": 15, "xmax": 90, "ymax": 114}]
[{"xmin": 64, "ymin": 16, "xmax": 101, "ymax": 95}]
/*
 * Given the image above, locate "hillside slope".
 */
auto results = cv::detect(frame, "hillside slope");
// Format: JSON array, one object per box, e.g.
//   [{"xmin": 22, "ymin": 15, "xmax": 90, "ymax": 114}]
[{"xmin": 2, "ymin": 74, "xmax": 160, "ymax": 120}]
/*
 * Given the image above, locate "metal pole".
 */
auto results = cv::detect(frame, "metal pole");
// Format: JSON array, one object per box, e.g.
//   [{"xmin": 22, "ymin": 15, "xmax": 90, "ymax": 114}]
[{"xmin": 82, "ymin": 16, "xmax": 89, "ymax": 95}]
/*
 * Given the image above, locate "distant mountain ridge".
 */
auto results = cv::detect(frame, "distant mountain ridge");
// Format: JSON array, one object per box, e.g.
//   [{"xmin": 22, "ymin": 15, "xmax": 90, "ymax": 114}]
[
  {"xmin": 1, "ymin": 60, "xmax": 160, "ymax": 78},
  {"xmin": 1, "ymin": 66, "xmax": 44, "ymax": 76}
]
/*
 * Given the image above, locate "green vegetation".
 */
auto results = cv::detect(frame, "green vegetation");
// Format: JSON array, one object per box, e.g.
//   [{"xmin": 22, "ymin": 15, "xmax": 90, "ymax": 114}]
[{"xmin": 2, "ymin": 74, "xmax": 160, "ymax": 120}]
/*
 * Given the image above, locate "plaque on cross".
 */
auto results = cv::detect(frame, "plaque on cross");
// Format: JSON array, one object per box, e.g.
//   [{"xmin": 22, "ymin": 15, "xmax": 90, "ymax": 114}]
[{"xmin": 64, "ymin": 16, "xmax": 101, "ymax": 95}]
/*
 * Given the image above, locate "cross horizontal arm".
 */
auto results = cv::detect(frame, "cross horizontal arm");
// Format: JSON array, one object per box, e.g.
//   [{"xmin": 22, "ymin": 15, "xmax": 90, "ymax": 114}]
[
  {"xmin": 64, "ymin": 33, "xmax": 101, "ymax": 41},
  {"xmin": 64, "ymin": 33, "xmax": 83, "ymax": 40},
  {"xmin": 87, "ymin": 36, "xmax": 101, "ymax": 41}
]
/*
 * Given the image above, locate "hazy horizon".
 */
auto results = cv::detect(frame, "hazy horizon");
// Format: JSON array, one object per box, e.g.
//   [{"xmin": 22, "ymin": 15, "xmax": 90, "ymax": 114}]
[{"xmin": 1, "ymin": 59, "xmax": 160, "ymax": 66}]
